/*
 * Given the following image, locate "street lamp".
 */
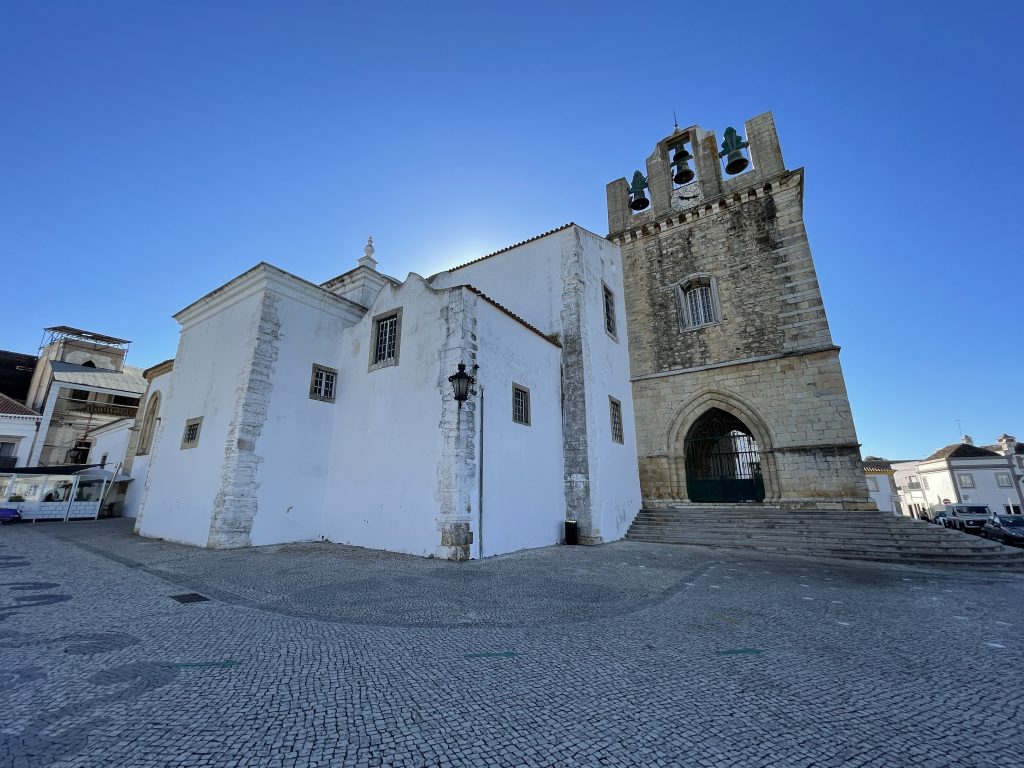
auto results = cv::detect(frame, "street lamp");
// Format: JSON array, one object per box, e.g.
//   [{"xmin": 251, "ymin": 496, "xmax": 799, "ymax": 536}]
[{"xmin": 448, "ymin": 363, "xmax": 476, "ymax": 408}]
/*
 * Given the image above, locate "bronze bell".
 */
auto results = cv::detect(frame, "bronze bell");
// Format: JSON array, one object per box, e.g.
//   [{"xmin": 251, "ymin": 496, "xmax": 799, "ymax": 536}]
[
  {"xmin": 718, "ymin": 127, "xmax": 750, "ymax": 175},
  {"xmin": 723, "ymin": 150, "xmax": 749, "ymax": 175},
  {"xmin": 629, "ymin": 190, "xmax": 650, "ymax": 211},
  {"xmin": 627, "ymin": 170, "xmax": 650, "ymax": 211},
  {"xmin": 671, "ymin": 147, "xmax": 695, "ymax": 185}
]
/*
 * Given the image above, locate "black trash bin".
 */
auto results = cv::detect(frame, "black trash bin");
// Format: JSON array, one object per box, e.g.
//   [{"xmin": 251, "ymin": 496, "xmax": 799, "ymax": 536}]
[{"xmin": 564, "ymin": 519, "xmax": 579, "ymax": 545}]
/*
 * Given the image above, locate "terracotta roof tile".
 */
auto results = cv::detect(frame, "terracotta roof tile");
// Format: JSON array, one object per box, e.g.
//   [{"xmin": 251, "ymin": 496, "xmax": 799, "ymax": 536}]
[{"xmin": 0, "ymin": 392, "xmax": 40, "ymax": 417}]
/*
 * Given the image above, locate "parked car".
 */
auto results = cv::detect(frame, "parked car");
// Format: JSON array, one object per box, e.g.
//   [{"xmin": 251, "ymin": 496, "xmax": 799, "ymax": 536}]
[
  {"xmin": 0, "ymin": 507, "xmax": 22, "ymax": 525},
  {"xmin": 982, "ymin": 515, "xmax": 1024, "ymax": 547},
  {"xmin": 942, "ymin": 505, "xmax": 992, "ymax": 535}
]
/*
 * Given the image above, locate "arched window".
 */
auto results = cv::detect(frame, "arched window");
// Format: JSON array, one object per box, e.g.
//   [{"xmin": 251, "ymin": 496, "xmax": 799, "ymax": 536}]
[
  {"xmin": 676, "ymin": 273, "xmax": 720, "ymax": 330},
  {"xmin": 137, "ymin": 391, "xmax": 161, "ymax": 456},
  {"xmin": 81, "ymin": 360, "xmax": 97, "ymax": 368}
]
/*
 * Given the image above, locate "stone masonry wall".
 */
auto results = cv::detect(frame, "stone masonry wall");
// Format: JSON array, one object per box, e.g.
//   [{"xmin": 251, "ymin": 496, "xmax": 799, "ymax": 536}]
[
  {"xmin": 206, "ymin": 291, "xmax": 282, "ymax": 548},
  {"xmin": 435, "ymin": 289, "xmax": 478, "ymax": 561},
  {"xmin": 632, "ymin": 349, "xmax": 871, "ymax": 508},
  {"xmin": 610, "ymin": 113, "xmax": 871, "ymax": 510}
]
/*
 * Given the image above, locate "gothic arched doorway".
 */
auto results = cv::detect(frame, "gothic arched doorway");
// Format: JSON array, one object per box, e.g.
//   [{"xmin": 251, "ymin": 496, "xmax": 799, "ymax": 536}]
[{"xmin": 684, "ymin": 408, "xmax": 765, "ymax": 503}]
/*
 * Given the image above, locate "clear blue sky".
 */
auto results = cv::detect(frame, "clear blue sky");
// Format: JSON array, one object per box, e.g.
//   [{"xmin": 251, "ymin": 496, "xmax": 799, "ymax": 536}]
[{"xmin": 2, "ymin": 1, "xmax": 1020, "ymax": 460}]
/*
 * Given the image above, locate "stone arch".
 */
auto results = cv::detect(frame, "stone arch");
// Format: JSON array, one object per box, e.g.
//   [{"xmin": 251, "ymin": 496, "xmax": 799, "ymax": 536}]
[
  {"xmin": 665, "ymin": 390, "xmax": 780, "ymax": 503},
  {"xmin": 137, "ymin": 391, "xmax": 161, "ymax": 456}
]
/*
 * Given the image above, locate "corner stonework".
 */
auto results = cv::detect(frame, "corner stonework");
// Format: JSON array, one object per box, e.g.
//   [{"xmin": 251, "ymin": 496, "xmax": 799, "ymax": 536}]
[{"xmin": 207, "ymin": 291, "xmax": 282, "ymax": 548}]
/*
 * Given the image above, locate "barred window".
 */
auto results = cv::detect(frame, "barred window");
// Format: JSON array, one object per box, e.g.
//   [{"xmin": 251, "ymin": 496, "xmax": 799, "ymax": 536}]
[
  {"xmin": 609, "ymin": 396, "xmax": 624, "ymax": 444},
  {"xmin": 603, "ymin": 284, "xmax": 617, "ymax": 339},
  {"xmin": 180, "ymin": 417, "xmax": 203, "ymax": 450},
  {"xmin": 309, "ymin": 364, "xmax": 337, "ymax": 403},
  {"xmin": 677, "ymin": 274, "xmax": 719, "ymax": 330},
  {"xmin": 369, "ymin": 308, "xmax": 403, "ymax": 370},
  {"xmin": 957, "ymin": 472, "xmax": 975, "ymax": 489},
  {"xmin": 512, "ymin": 385, "xmax": 531, "ymax": 426},
  {"xmin": 996, "ymin": 472, "xmax": 1013, "ymax": 488}
]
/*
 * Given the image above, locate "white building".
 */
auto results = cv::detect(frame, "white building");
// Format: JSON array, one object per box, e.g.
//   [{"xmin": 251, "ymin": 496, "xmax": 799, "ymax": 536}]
[
  {"xmin": 134, "ymin": 226, "xmax": 642, "ymax": 558},
  {"xmin": 0, "ymin": 393, "xmax": 41, "ymax": 470},
  {"xmin": 894, "ymin": 436, "xmax": 1024, "ymax": 518},
  {"xmin": 862, "ymin": 458, "xmax": 900, "ymax": 514}
]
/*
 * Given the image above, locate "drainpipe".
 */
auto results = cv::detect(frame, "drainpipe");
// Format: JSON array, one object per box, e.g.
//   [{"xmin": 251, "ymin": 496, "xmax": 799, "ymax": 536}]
[{"xmin": 478, "ymin": 384, "xmax": 484, "ymax": 560}]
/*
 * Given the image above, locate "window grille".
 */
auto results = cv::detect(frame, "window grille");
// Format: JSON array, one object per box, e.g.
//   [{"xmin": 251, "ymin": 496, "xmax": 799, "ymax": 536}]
[
  {"xmin": 996, "ymin": 472, "xmax": 1013, "ymax": 488},
  {"xmin": 309, "ymin": 364, "xmax": 337, "ymax": 403},
  {"xmin": 512, "ymin": 385, "xmax": 530, "ymax": 426},
  {"xmin": 609, "ymin": 397, "xmax": 624, "ymax": 444},
  {"xmin": 957, "ymin": 472, "xmax": 975, "ymax": 489},
  {"xmin": 181, "ymin": 417, "xmax": 203, "ymax": 449},
  {"xmin": 603, "ymin": 285, "xmax": 617, "ymax": 338},
  {"xmin": 374, "ymin": 315, "xmax": 398, "ymax": 364},
  {"xmin": 687, "ymin": 285, "xmax": 715, "ymax": 327}
]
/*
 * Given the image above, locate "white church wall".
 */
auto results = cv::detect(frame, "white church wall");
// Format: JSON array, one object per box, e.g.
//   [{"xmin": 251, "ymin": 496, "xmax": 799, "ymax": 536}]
[
  {"xmin": 576, "ymin": 228, "xmax": 642, "ymax": 541},
  {"xmin": 247, "ymin": 289, "xmax": 353, "ymax": 546},
  {"xmin": 137, "ymin": 292, "xmax": 264, "ymax": 546},
  {"xmin": 474, "ymin": 299, "xmax": 564, "ymax": 557},
  {"xmin": 122, "ymin": 370, "xmax": 171, "ymax": 519},
  {"xmin": 431, "ymin": 228, "xmax": 567, "ymax": 334},
  {"xmin": 322, "ymin": 276, "xmax": 451, "ymax": 556}
]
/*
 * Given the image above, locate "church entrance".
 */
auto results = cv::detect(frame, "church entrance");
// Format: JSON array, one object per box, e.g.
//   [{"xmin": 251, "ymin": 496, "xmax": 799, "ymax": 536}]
[{"xmin": 684, "ymin": 408, "xmax": 765, "ymax": 503}]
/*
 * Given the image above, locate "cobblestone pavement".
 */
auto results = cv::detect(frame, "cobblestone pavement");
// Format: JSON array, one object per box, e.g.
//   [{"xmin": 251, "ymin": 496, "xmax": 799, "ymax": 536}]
[{"xmin": 2, "ymin": 520, "xmax": 1022, "ymax": 768}]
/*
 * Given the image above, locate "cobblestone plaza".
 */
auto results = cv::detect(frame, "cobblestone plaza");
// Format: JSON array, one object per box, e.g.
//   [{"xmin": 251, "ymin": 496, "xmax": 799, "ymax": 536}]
[{"xmin": 1, "ymin": 520, "xmax": 1021, "ymax": 767}]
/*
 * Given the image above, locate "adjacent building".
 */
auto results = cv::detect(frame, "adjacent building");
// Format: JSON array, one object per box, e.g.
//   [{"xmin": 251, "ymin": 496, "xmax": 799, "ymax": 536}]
[
  {"xmin": 862, "ymin": 458, "xmax": 901, "ymax": 514},
  {"xmin": 894, "ymin": 436, "xmax": 1024, "ymax": 518}
]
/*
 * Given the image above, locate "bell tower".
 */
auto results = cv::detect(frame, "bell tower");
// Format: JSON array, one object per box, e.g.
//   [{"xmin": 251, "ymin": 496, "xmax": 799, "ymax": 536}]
[{"xmin": 608, "ymin": 111, "xmax": 872, "ymax": 510}]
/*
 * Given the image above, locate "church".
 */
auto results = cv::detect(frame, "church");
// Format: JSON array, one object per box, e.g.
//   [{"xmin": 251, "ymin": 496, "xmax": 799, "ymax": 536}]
[{"xmin": 131, "ymin": 111, "xmax": 872, "ymax": 557}]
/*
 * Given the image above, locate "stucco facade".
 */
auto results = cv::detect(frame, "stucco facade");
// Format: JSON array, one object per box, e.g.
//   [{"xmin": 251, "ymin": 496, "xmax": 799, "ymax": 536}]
[
  {"xmin": 607, "ymin": 112, "xmax": 872, "ymax": 510},
  {"xmin": 136, "ymin": 228, "xmax": 637, "ymax": 558}
]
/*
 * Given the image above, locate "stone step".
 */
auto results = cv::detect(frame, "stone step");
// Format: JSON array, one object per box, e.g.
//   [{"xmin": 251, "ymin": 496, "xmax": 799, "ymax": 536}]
[
  {"xmin": 625, "ymin": 530, "xmax": 1013, "ymax": 552},
  {"xmin": 625, "ymin": 507, "xmax": 1024, "ymax": 567},
  {"xmin": 623, "ymin": 535, "xmax": 1024, "ymax": 566}
]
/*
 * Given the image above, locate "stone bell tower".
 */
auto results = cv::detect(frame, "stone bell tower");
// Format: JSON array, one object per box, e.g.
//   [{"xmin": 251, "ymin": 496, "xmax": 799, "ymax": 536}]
[{"xmin": 607, "ymin": 111, "xmax": 872, "ymax": 510}]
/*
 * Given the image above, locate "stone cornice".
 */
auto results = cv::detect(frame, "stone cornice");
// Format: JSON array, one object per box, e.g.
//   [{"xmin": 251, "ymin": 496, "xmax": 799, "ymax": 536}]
[
  {"xmin": 630, "ymin": 344, "xmax": 840, "ymax": 382},
  {"xmin": 607, "ymin": 168, "xmax": 804, "ymax": 245}
]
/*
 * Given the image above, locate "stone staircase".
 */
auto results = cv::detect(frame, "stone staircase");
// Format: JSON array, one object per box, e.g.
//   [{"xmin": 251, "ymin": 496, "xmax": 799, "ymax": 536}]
[{"xmin": 625, "ymin": 506, "xmax": 1024, "ymax": 568}]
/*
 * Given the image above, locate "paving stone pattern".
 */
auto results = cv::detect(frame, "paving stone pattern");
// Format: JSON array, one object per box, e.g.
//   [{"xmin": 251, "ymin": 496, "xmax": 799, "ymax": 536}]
[{"xmin": 1, "ymin": 520, "xmax": 1022, "ymax": 767}]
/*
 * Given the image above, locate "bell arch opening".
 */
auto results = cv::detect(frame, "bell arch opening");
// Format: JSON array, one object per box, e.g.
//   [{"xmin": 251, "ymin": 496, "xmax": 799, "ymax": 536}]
[{"xmin": 683, "ymin": 408, "xmax": 765, "ymax": 503}]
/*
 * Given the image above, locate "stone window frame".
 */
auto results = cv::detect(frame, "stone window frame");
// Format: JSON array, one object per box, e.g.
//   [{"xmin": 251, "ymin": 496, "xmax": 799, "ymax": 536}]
[
  {"xmin": 996, "ymin": 472, "xmax": 1013, "ymax": 488},
  {"xmin": 368, "ymin": 307, "xmax": 403, "ymax": 372},
  {"xmin": 602, "ymin": 282, "xmax": 618, "ymax": 341},
  {"xmin": 137, "ymin": 391, "xmax": 161, "ymax": 456},
  {"xmin": 957, "ymin": 472, "xmax": 975, "ymax": 489},
  {"xmin": 922, "ymin": 475, "xmax": 930, "ymax": 491},
  {"xmin": 512, "ymin": 384, "xmax": 531, "ymax": 426},
  {"xmin": 609, "ymin": 396, "xmax": 624, "ymax": 444},
  {"xmin": 676, "ymin": 273, "xmax": 721, "ymax": 331},
  {"xmin": 866, "ymin": 475, "xmax": 879, "ymax": 492},
  {"xmin": 180, "ymin": 417, "xmax": 203, "ymax": 450},
  {"xmin": 309, "ymin": 363, "xmax": 338, "ymax": 403}
]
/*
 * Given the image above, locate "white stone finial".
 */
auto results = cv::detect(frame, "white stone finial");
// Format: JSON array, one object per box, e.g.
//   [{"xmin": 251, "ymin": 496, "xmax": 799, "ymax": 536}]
[{"xmin": 358, "ymin": 236, "xmax": 378, "ymax": 270}]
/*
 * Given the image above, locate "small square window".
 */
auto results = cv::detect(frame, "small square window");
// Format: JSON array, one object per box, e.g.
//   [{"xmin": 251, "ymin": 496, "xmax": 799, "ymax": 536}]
[
  {"xmin": 996, "ymin": 472, "xmax": 1013, "ymax": 488},
  {"xmin": 609, "ymin": 396, "xmax": 624, "ymax": 444},
  {"xmin": 369, "ymin": 309, "xmax": 402, "ymax": 370},
  {"xmin": 866, "ymin": 476, "xmax": 879, "ymax": 491},
  {"xmin": 309, "ymin": 364, "xmax": 338, "ymax": 403},
  {"xmin": 957, "ymin": 472, "xmax": 975, "ymax": 489},
  {"xmin": 181, "ymin": 417, "xmax": 203, "ymax": 450},
  {"xmin": 603, "ymin": 284, "xmax": 617, "ymax": 339},
  {"xmin": 922, "ymin": 476, "xmax": 930, "ymax": 490},
  {"xmin": 512, "ymin": 384, "xmax": 530, "ymax": 426}
]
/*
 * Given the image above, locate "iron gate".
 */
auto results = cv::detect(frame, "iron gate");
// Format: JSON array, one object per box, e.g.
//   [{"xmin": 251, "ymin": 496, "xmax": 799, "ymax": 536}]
[{"xmin": 684, "ymin": 408, "xmax": 765, "ymax": 503}]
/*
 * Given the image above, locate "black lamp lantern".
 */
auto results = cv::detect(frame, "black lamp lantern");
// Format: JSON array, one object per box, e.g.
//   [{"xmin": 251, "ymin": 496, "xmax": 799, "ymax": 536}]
[{"xmin": 448, "ymin": 363, "xmax": 475, "ymax": 406}]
